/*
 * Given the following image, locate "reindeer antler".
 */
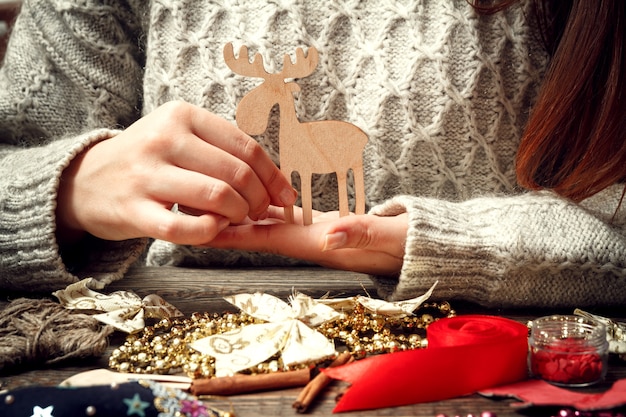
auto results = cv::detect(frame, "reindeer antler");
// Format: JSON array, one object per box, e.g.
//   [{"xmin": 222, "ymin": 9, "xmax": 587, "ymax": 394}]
[
  {"xmin": 282, "ymin": 47, "xmax": 319, "ymax": 79},
  {"xmin": 224, "ymin": 42, "xmax": 319, "ymax": 80},
  {"xmin": 223, "ymin": 43, "xmax": 268, "ymax": 78}
]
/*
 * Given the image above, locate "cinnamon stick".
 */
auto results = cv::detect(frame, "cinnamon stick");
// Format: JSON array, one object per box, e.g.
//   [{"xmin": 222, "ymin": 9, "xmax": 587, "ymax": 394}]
[
  {"xmin": 190, "ymin": 368, "xmax": 311, "ymax": 396},
  {"xmin": 292, "ymin": 352, "xmax": 353, "ymax": 413}
]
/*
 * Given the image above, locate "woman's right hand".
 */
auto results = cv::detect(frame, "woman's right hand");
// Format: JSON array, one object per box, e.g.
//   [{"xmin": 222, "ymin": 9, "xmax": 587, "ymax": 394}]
[{"xmin": 56, "ymin": 101, "xmax": 297, "ymax": 246}]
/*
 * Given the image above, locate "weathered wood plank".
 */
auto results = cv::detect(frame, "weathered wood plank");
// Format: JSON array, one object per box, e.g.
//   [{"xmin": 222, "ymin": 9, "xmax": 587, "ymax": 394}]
[{"xmin": 110, "ymin": 266, "xmax": 378, "ymax": 314}]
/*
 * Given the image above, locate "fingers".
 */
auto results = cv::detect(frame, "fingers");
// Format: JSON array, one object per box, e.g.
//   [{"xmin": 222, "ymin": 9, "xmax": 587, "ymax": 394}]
[
  {"xmin": 209, "ymin": 213, "xmax": 407, "ymax": 257},
  {"xmin": 134, "ymin": 202, "xmax": 231, "ymax": 245},
  {"xmin": 206, "ymin": 214, "xmax": 405, "ymax": 275},
  {"xmin": 163, "ymin": 133, "xmax": 267, "ymax": 220},
  {"xmin": 182, "ymin": 103, "xmax": 298, "ymax": 207},
  {"xmin": 144, "ymin": 164, "xmax": 251, "ymax": 223},
  {"xmin": 67, "ymin": 101, "xmax": 299, "ymax": 244}
]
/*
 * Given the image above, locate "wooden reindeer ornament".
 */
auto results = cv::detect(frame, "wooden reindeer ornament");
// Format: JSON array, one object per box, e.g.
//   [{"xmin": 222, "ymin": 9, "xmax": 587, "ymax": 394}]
[{"xmin": 224, "ymin": 42, "xmax": 368, "ymax": 225}]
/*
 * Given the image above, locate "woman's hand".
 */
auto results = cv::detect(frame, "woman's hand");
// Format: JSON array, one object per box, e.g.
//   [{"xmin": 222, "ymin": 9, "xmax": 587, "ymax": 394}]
[
  {"xmin": 206, "ymin": 207, "xmax": 409, "ymax": 276},
  {"xmin": 56, "ymin": 101, "xmax": 297, "ymax": 245}
]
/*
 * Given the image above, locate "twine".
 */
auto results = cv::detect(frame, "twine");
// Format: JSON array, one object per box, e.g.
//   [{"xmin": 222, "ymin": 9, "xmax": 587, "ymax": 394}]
[{"xmin": 0, "ymin": 298, "xmax": 113, "ymax": 370}]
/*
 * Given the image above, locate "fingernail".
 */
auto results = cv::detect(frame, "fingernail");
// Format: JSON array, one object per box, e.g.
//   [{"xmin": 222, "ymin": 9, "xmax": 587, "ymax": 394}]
[
  {"xmin": 323, "ymin": 231, "xmax": 347, "ymax": 251},
  {"xmin": 280, "ymin": 187, "xmax": 298, "ymax": 205}
]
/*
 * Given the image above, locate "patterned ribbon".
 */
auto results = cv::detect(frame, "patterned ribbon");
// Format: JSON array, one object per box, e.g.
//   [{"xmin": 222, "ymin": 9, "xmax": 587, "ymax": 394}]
[
  {"xmin": 190, "ymin": 292, "xmax": 341, "ymax": 376},
  {"xmin": 189, "ymin": 284, "xmax": 438, "ymax": 377},
  {"xmin": 53, "ymin": 278, "xmax": 183, "ymax": 333},
  {"xmin": 323, "ymin": 315, "xmax": 529, "ymax": 412}
]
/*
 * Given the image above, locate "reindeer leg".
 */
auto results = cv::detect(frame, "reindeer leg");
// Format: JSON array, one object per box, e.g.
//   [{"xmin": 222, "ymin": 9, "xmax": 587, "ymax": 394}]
[
  {"xmin": 352, "ymin": 162, "xmax": 366, "ymax": 215},
  {"xmin": 337, "ymin": 171, "xmax": 349, "ymax": 218},
  {"xmin": 301, "ymin": 173, "xmax": 313, "ymax": 226}
]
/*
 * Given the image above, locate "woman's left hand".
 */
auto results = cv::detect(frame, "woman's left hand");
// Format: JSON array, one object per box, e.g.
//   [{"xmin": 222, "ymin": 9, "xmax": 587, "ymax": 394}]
[{"xmin": 204, "ymin": 207, "xmax": 408, "ymax": 276}]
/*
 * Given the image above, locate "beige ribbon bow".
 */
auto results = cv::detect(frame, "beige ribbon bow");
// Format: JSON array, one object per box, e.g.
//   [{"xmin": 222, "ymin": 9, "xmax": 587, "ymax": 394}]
[
  {"xmin": 190, "ymin": 292, "xmax": 341, "ymax": 377},
  {"xmin": 317, "ymin": 281, "xmax": 438, "ymax": 318},
  {"xmin": 575, "ymin": 308, "xmax": 626, "ymax": 358},
  {"xmin": 53, "ymin": 278, "xmax": 183, "ymax": 333},
  {"xmin": 190, "ymin": 283, "xmax": 438, "ymax": 377}
]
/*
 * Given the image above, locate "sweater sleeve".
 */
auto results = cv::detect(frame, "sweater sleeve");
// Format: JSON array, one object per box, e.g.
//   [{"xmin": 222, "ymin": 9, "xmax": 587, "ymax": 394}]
[
  {"xmin": 0, "ymin": 0, "xmax": 148, "ymax": 292},
  {"xmin": 369, "ymin": 186, "xmax": 626, "ymax": 308}
]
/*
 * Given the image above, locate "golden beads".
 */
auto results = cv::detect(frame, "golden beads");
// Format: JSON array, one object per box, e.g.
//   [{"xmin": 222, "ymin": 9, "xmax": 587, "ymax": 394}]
[
  {"xmin": 316, "ymin": 302, "xmax": 455, "ymax": 359},
  {"xmin": 110, "ymin": 311, "xmax": 258, "ymax": 378},
  {"xmin": 109, "ymin": 301, "xmax": 455, "ymax": 377}
]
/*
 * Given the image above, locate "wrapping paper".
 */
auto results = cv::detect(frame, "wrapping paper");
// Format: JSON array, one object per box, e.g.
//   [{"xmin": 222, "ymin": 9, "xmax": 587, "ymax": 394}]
[{"xmin": 480, "ymin": 378, "xmax": 626, "ymax": 410}]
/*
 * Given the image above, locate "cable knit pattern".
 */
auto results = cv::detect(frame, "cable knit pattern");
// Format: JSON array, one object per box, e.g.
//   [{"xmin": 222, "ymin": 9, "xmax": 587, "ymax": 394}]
[
  {"xmin": 141, "ymin": 0, "xmax": 544, "ymax": 204},
  {"xmin": 1, "ymin": 0, "xmax": 625, "ymax": 306},
  {"xmin": 370, "ymin": 190, "xmax": 626, "ymax": 307}
]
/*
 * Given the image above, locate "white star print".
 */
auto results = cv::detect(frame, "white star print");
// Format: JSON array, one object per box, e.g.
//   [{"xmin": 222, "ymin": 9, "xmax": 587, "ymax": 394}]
[{"xmin": 31, "ymin": 405, "xmax": 54, "ymax": 417}]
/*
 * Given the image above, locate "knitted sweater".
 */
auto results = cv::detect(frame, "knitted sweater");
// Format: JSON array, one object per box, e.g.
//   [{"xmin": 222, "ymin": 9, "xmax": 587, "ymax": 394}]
[{"xmin": 1, "ymin": 0, "xmax": 624, "ymax": 307}]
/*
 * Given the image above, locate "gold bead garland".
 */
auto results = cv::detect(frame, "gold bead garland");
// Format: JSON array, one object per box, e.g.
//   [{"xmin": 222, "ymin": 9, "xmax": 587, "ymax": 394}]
[
  {"xmin": 318, "ymin": 301, "xmax": 456, "ymax": 359},
  {"xmin": 109, "ymin": 311, "xmax": 266, "ymax": 378},
  {"xmin": 109, "ymin": 301, "xmax": 455, "ymax": 378}
]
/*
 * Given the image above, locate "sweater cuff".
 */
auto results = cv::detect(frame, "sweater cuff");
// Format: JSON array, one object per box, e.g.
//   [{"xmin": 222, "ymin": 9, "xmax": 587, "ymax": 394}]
[
  {"xmin": 368, "ymin": 195, "xmax": 507, "ymax": 306},
  {"xmin": 368, "ymin": 192, "xmax": 626, "ymax": 308},
  {"xmin": 0, "ymin": 129, "xmax": 146, "ymax": 292}
]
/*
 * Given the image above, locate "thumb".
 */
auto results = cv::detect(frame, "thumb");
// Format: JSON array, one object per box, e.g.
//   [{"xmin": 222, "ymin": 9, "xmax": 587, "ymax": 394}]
[
  {"xmin": 320, "ymin": 213, "xmax": 408, "ymax": 254},
  {"xmin": 320, "ymin": 216, "xmax": 374, "ymax": 251}
]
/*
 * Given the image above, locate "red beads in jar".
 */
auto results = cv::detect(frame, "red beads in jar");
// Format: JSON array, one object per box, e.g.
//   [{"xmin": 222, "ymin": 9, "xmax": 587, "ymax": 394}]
[{"xmin": 529, "ymin": 315, "xmax": 609, "ymax": 387}]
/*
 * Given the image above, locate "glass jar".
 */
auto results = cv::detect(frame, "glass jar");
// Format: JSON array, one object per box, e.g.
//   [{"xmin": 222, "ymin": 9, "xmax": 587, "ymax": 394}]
[{"xmin": 528, "ymin": 315, "xmax": 609, "ymax": 387}]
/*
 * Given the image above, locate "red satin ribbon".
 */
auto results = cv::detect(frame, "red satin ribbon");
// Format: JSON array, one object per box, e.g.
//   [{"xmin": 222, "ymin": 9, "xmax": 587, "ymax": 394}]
[{"xmin": 323, "ymin": 315, "xmax": 529, "ymax": 412}]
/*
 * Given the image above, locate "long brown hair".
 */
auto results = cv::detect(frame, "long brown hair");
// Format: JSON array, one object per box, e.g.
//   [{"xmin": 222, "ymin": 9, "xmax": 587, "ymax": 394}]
[{"xmin": 475, "ymin": 0, "xmax": 626, "ymax": 202}]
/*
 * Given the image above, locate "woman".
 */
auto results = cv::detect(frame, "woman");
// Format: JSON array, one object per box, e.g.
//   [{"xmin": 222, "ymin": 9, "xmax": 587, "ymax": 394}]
[{"xmin": 0, "ymin": 0, "xmax": 624, "ymax": 307}]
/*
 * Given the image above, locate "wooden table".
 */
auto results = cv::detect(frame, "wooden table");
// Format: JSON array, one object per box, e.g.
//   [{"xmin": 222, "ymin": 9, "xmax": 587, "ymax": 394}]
[{"xmin": 1, "ymin": 266, "xmax": 625, "ymax": 416}]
